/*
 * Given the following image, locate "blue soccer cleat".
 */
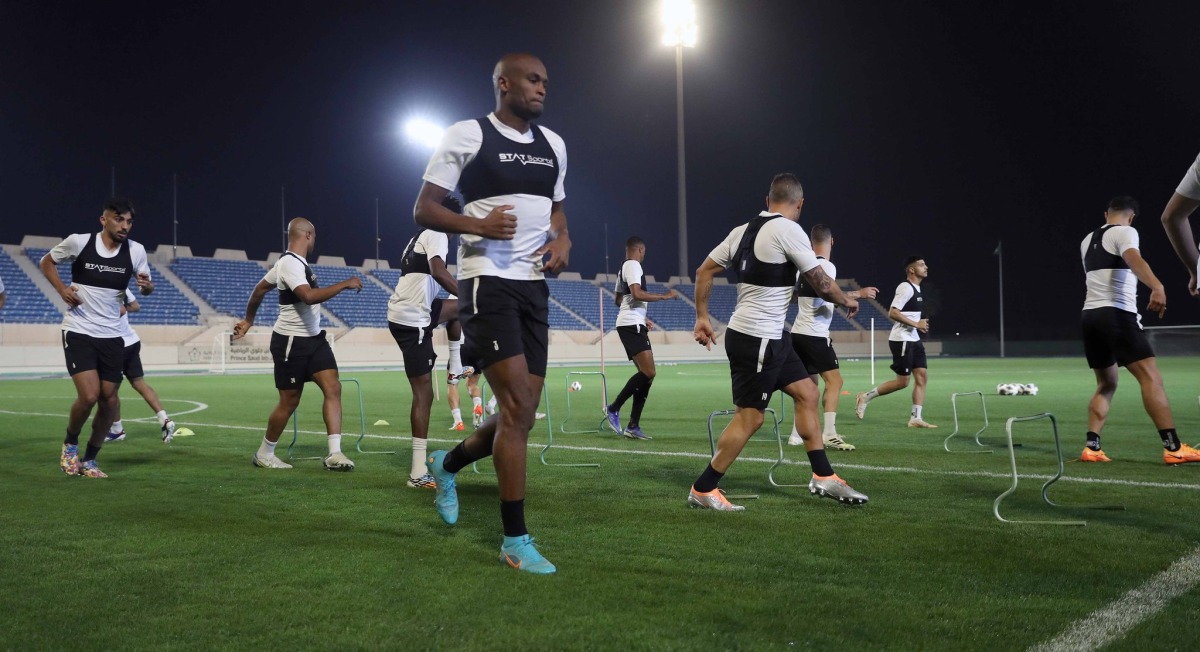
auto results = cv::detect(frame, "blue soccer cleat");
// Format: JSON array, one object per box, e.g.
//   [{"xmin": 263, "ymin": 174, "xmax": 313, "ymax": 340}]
[
  {"xmin": 604, "ymin": 406, "xmax": 622, "ymax": 435},
  {"xmin": 427, "ymin": 450, "xmax": 458, "ymax": 525},
  {"xmin": 499, "ymin": 534, "xmax": 557, "ymax": 574}
]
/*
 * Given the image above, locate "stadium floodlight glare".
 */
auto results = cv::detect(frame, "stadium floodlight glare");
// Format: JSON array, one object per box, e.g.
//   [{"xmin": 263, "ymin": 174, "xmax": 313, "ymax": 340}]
[
  {"xmin": 661, "ymin": 0, "xmax": 698, "ymax": 47},
  {"xmin": 403, "ymin": 118, "xmax": 444, "ymax": 149}
]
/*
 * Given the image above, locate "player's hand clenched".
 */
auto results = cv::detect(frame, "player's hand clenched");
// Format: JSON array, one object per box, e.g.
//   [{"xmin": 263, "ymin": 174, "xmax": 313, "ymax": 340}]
[
  {"xmin": 1147, "ymin": 286, "xmax": 1166, "ymax": 318},
  {"xmin": 60, "ymin": 284, "xmax": 82, "ymax": 307},
  {"xmin": 842, "ymin": 297, "xmax": 859, "ymax": 319},
  {"xmin": 694, "ymin": 317, "xmax": 718, "ymax": 350},
  {"xmin": 475, "ymin": 204, "xmax": 518, "ymax": 240},
  {"xmin": 537, "ymin": 234, "xmax": 571, "ymax": 274}
]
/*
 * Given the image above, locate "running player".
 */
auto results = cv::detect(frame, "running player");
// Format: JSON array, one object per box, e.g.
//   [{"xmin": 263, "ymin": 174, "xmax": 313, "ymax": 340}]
[
  {"xmin": 1079, "ymin": 196, "xmax": 1200, "ymax": 464},
  {"xmin": 40, "ymin": 198, "xmax": 153, "ymax": 478},
  {"xmin": 690, "ymin": 173, "xmax": 868, "ymax": 511},
  {"xmin": 788, "ymin": 224, "xmax": 877, "ymax": 450},
  {"xmin": 415, "ymin": 53, "xmax": 570, "ymax": 573},
  {"xmin": 855, "ymin": 256, "xmax": 937, "ymax": 428},
  {"xmin": 604, "ymin": 236, "xmax": 678, "ymax": 440},
  {"xmin": 232, "ymin": 217, "xmax": 362, "ymax": 472},
  {"xmin": 104, "ymin": 289, "xmax": 177, "ymax": 443}
]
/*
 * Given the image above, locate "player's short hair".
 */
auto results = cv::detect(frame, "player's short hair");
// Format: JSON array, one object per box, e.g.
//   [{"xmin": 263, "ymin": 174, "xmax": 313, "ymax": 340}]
[
  {"xmin": 103, "ymin": 197, "xmax": 135, "ymax": 217},
  {"xmin": 903, "ymin": 255, "xmax": 924, "ymax": 270},
  {"xmin": 1106, "ymin": 195, "xmax": 1139, "ymax": 216},
  {"xmin": 768, "ymin": 173, "xmax": 804, "ymax": 204},
  {"xmin": 625, "ymin": 236, "xmax": 645, "ymax": 250},
  {"xmin": 810, "ymin": 224, "xmax": 832, "ymax": 244},
  {"xmin": 441, "ymin": 195, "xmax": 463, "ymax": 214}
]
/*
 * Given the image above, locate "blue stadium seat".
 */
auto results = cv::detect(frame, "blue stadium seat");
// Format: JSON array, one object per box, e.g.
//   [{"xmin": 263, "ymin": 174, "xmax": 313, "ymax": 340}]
[
  {"xmin": 171, "ymin": 257, "xmax": 332, "ymax": 328},
  {"xmin": 0, "ymin": 249, "xmax": 61, "ymax": 323},
  {"xmin": 545, "ymin": 278, "xmax": 611, "ymax": 331}
]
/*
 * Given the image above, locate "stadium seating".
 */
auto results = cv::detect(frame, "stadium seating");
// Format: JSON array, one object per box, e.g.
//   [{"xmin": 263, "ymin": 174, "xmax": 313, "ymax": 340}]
[
  {"xmin": 545, "ymin": 278, "xmax": 613, "ymax": 331},
  {"xmin": 374, "ymin": 269, "xmax": 591, "ymax": 330},
  {"xmin": 643, "ymin": 282, "xmax": 695, "ymax": 330},
  {"xmin": 308, "ymin": 264, "xmax": 391, "ymax": 327},
  {"xmin": 0, "ymin": 249, "xmax": 61, "ymax": 323},
  {"xmin": 171, "ymin": 257, "xmax": 331, "ymax": 328},
  {"xmin": 671, "ymin": 283, "xmax": 738, "ymax": 324}
]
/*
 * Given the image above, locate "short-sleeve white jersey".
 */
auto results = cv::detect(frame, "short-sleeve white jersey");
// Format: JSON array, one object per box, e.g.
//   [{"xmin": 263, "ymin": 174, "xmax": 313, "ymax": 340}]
[
  {"xmin": 708, "ymin": 212, "xmax": 821, "ymax": 340},
  {"xmin": 790, "ymin": 258, "xmax": 837, "ymax": 338},
  {"xmin": 388, "ymin": 230, "xmax": 450, "ymax": 328},
  {"xmin": 270, "ymin": 252, "xmax": 322, "ymax": 337},
  {"xmin": 49, "ymin": 232, "xmax": 150, "ymax": 339},
  {"xmin": 119, "ymin": 289, "xmax": 140, "ymax": 346},
  {"xmin": 888, "ymin": 282, "xmax": 922, "ymax": 342},
  {"xmin": 423, "ymin": 113, "xmax": 567, "ymax": 281},
  {"xmin": 615, "ymin": 259, "xmax": 648, "ymax": 327},
  {"xmin": 1081, "ymin": 224, "xmax": 1140, "ymax": 313}
]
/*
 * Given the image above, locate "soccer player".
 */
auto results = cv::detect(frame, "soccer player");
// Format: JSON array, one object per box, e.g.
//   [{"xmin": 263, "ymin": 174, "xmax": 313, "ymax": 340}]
[
  {"xmin": 232, "ymin": 217, "xmax": 362, "ymax": 472},
  {"xmin": 446, "ymin": 366, "xmax": 484, "ymax": 430},
  {"xmin": 104, "ymin": 289, "xmax": 177, "ymax": 443},
  {"xmin": 1160, "ymin": 150, "xmax": 1200, "ymax": 296},
  {"xmin": 604, "ymin": 236, "xmax": 678, "ymax": 440},
  {"xmin": 415, "ymin": 53, "xmax": 570, "ymax": 573},
  {"xmin": 0, "ymin": 273, "xmax": 6, "ymax": 311},
  {"xmin": 387, "ymin": 199, "xmax": 469, "ymax": 488},
  {"xmin": 690, "ymin": 173, "xmax": 868, "ymax": 511},
  {"xmin": 855, "ymin": 256, "xmax": 937, "ymax": 428},
  {"xmin": 40, "ymin": 198, "xmax": 153, "ymax": 478},
  {"xmin": 1079, "ymin": 196, "xmax": 1200, "ymax": 464},
  {"xmin": 788, "ymin": 224, "xmax": 877, "ymax": 451}
]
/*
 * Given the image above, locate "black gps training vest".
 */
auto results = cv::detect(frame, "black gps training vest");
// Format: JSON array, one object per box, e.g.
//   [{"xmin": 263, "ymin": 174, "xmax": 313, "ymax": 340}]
[
  {"xmin": 71, "ymin": 233, "xmax": 134, "ymax": 291},
  {"xmin": 731, "ymin": 214, "xmax": 797, "ymax": 287},
  {"xmin": 794, "ymin": 256, "xmax": 826, "ymax": 298},
  {"xmin": 458, "ymin": 117, "xmax": 559, "ymax": 204},
  {"xmin": 615, "ymin": 260, "xmax": 635, "ymax": 294},
  {"xmin": 399, "ymin": 231, "xmax": 432, "ymax": 276},
  {"xmin": 1082, "ymin": 224, "xmax": 1128, "ymax": 273},
  {"xmin": 899, "ymin": 281, "xmax": 923, "ymax": 314},
  {"xmin": 278, "ymin": 252, "xmax": 319, "ymax": 306}
]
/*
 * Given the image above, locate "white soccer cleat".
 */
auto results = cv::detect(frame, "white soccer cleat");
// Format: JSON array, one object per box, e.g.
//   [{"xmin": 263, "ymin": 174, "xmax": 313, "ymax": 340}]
[
  {"xmin": 823, "ymin": 433, "xmax": 856, "ymax": 451},
  {"xmin": 855, "ymin": 392, "xmax": 869, "ymax": 420},
  {"xmin": 252, "ymin": 454, "xmax": 293, "ymax": 469},
  {"xmin": 787, "ymin": 431, "xmax": 803, "ymax": 446},
  {"xmin": 535, "ymin": 412, "xmax": 546, "ymax": 420},
  {"xmin": 323, "ymin": 452, "xmax": 356, "ymax": 472},
  {"xmin": 809, "ymin": 474, "xmax": 868, "ymax": 504},
  {"xmin": 907, "ymin": 418, "xmax": 938, "ymax": 429},
  {"xmin": 161, "ymin": 419, "xmax": 176, "ymax": 445}
]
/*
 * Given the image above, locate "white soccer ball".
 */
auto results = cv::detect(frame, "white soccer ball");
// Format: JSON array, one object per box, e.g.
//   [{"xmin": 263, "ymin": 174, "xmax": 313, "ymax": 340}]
[
  {"xmin": 1021, "ymin": 383, "xmax": 1039, "ymax": 396},
  {"xmin": 997, "ymin": 383, "xmax": 1019, "ymax": 396},
  {"xmin": 570, "ymin": 381, "xmax": 583, "ymax": 392}
]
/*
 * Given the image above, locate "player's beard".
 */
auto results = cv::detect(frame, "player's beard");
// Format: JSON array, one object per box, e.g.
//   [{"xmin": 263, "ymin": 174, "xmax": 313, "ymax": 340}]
[{"xmin": 512, "ymin": 102, "xmax": 543, "ymax": 121}]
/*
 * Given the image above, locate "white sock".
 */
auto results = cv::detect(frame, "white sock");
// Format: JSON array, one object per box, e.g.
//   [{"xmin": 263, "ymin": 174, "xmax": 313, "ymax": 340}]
[
  {"xmin": 823, "ymin": 412, "xmax": 837, "ymax": 435},
  {"xmin": 110, "ymin": 420, "xmax": 124, "ymax": 434},
  {"xmin": 257, "ymin": 437, "xmax": 277, "ymax": 459},
  {"xmin": 912, "ymin": 405, "xmax": 923, "ymax": 420},
  {"xmin": 472, "ymin": 396, "xmax": 483, "ymax": 409},
  {"xmin": 448, "ymin": 336, "xmax": 463, "ymax": 376},
  {"xmin": 487, "ymin": 396, "xmax": 497, "ymax": 413},
  {"xmin": 156, "ymin": 410, "xmax": 168, "ymax": 426},
  {"xmin": 327, "ymin": 434, "xmax": 342, "ymax": 455},
  {"xmin": 865, "ymin": 388, "xmax": 880, "ymax": 401},
  {"xmin": 790, "ymin": 425, "xmax": 800, "ymax": 440},
  {"xmin": 451, "ymin": 408, "xmax": 462, "ymax": 423},
  {"xmin": 412, "ymin": 437, "xmax": 428, "ymax": 477}
]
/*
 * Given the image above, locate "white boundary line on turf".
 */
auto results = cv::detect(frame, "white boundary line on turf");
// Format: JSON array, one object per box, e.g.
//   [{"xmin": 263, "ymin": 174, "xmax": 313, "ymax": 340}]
[
  {"xmin": 1027, "ymin": 546, "xmax": 1200, "ymax": 652},
  {"xmin": 0, "ymin": 399, "xmax": 209, "ymax": 423}
]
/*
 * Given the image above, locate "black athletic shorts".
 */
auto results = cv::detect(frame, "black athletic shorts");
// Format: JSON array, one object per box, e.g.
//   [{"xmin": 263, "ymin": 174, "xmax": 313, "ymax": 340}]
[
  {"xmin": 1081, "ymin": 307, "xmax": 1154, "ymax": 369},
  {"xmin": 388, "ymin": 321, "xmax": 437, "ymax": 379},
  {"xmin": 617, "ymin": 324, "xmax": 652, "ymax": 360},
  {"xmin": 790, "ymin": 333, "xmax": 839, "ymax": 374},
  {"xmin": 62, "ymin": 330, "xmax": 124, "ymax": 383},
  {"xmin": 457, "ymin": 276, "xmax": 549, "ymax": 377},
  {"xmin": 122, "ymin": 340, "xmax": 145, "ymax": 381},
  {"xmin": 270, "ymin": 330, "xmax": 338, "ymax": 390},
  {"xmin": 889, "ymin": 339, "xmax": 927, "ymax": 376},
  {"xmin": 726, "ymin": 328, "xmax": 811, "ymax": 409}
]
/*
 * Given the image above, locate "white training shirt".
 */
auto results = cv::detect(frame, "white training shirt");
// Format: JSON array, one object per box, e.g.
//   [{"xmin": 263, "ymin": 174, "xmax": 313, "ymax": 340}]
[
  {"xmin": 708, "ymin": 212, "xmax": 821, "ymax": 340},
  {"xmin": 119, "ymin": 289, "xmax": 140, "ymax": 347},
  {"xmin": 49, "ymin": 232, "xmax": 150, "ymax": 339},
  {"xmin": 790, "ymin": 258, "xmax": 837, "ymax": 338},
  {"xmin": 388, "ymin": 230, "xmax": 450, "ymax": 328},
  {"xmin": 1080, "ymin": 224, "xmax": 1140, "ymax": 313},
  {"xmin": 888, "ymin": 282, "xmax": 923, "ymax": 342},
  {"xmin": 268, "ymin": 252, "xmax": 322, "ymax": 337},
  {"xmin": 423, "ymin": 112, "xmax": 567, "ymax": 281},
  {"xmin": 615, "ymin": 259, "xmax": 648, "ymax": 327}
]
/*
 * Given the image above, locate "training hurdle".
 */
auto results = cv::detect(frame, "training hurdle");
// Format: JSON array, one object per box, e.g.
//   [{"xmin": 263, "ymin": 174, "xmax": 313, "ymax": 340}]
[
  {"xmin": 993, "ymin": 412, "xmax": 1124, "ymax": 526},
  {"xmin": 559, "ymin": 370, "xmax": 609, "ymax": 434},
  {"xmin": 472, "ymin": 379, "xmax": 599, "ymax": 474},
  {"xmin": 943, "ymin": 391, "xmax": 993, "ymax": 454},
  {"xmin": 287, "ymin": 378, "xmax": 388, "ymax": 460},
  {"xmin": 706, "ymin": 406, "xmax": 784, "ymax": 499}
]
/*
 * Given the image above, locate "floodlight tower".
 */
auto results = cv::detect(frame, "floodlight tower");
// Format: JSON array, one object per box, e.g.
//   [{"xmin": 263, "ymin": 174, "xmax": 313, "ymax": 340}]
[{"xmin": 662, "ymin": 0, "xmax": 697, "ymax": 278}]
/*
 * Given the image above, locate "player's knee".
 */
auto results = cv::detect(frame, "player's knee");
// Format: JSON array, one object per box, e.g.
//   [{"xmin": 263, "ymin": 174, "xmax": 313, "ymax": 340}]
[
  {"xmin": 897, "ymin": 375, "xmax": 911, "ymax": 388},
  {"xmin": 642, "ymin": 367, "xmax": 656, "ymax": 382},
  {"xmin": 77, "ymin": 389, "xmax": 100, "ymax": 406},
  {"xmin": 741, "ymin": 410, "xmax": 765, "ymax": 431}
]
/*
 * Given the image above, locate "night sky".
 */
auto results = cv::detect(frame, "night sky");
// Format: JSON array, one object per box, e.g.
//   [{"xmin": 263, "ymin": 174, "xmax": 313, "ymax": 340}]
[{"xmin": 4, "ymin": 1, "xmax": 1200, "ymax": 339}]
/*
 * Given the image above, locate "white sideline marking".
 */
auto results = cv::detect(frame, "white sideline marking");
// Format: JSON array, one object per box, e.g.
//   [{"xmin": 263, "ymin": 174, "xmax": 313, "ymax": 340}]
[
  {"xmin": 1028, "ymin": 546, "xmax": 1200, "ymax": 652},
  {"xmin": 0, "ymin": 399, "xmax": 208, "ymax": 423}
]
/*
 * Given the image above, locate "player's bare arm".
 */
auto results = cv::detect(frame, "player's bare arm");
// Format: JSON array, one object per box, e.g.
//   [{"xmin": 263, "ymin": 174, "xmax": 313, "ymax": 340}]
[
  {"xmin": 1121, "ymin": 248, "xmax": 1167, "ymax": 318},
  {"xmin": 292, "ymin": 277, "xmax": 362, "ymax": 306},
  {"xmin": 39, "ymin": 253, "xmax": 81, "ymax": 307},
  {"xmin": 233, "ymin": 278, "xmax": 275, "ymax": 341},
  {"xmin": 414, "ymin": 182, "xmax": 516, "ymax": 240},
  {"xmin": 136, "ymin": 272, "xmax": 154, "ymax": 296},
  {"xmin": 536, "ymin": 201, "xmax": 571, "ymax": 274},
  {"xmin": 430, "ymin": 256, "xmax": 458, "ymax": 297},
  {"xmin": 692, "ymin": 257, "xmax": 723, "ymax": 349},
  {"xmin": 848, "ymin": 286, "xmax": 878, "ymax": 300},
  {"xmin": 1160, "ymin": 193, "xmax": 1200, "ymax": 296},
  {"xmin": 887, "ymin": 306, "xmax": 929, "ymax": 333},
  {"xmin": 803, "ymin": 265, "xmax": 858, "ymax": 318},
  {"xmin": 629, "ymin": 284, "xmax": 677, "ymax": 302}
]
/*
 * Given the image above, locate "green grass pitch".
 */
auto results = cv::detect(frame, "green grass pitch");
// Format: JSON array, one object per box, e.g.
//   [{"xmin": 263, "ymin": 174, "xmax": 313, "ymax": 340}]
[{"xmin": 2, "ymin": 356, "xmax": 1198, "ymax": 650}]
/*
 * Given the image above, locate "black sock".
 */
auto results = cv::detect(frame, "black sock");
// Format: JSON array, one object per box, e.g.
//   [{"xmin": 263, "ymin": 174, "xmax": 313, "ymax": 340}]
[
  {"xmin": 807, "ymin": 449, "xmax": 835, "ymax": 477},
  {"xmin": 1159, "ymin": 429, "xmax": 1181, "ymax": 452},
  {"xmin": 83, "ymin": 444, "xmax": 101, "ymax": 463},
  {"xmin": 1086, "ymin": 431, "xmax": 1102, "ymax": 451},
  {"xmin": 64, "ymin": 431, "xmax": 80, "ymax": 446},
  {"xmin": 443, "ymin": 441, "xmax": 487, "ymax": 474},
  {"xmin": 628, "ymin": 374, "xmax": 652, "ymax": 428},
  {"xmin": 610, "ymin": 374, "xmax": 640, "ymax": 412},
  {"xmin": 693, "ymin": 464, "xmax": 725, "ymax": 493},
  {"xmin": 500, "ymin": 499, "xmax": 527, "ymax": 538}
]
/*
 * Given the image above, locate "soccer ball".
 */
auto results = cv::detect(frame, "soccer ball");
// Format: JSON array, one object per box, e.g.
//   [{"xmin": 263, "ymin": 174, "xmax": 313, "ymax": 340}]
[
  {"xmin": 997, "ymin": 383, "xmax": 1020, "ymax": 396},
  {"xmin": 570, "ymin": 381, "xmax": 583, "ymax": 392},
  {"xmin": 1021, "ymin": 383, "xmax": 1039, "ymax": 396}
]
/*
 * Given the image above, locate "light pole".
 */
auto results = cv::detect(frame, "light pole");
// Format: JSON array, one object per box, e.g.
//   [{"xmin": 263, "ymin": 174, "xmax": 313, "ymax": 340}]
[{"xmin": 662, "ymin": 0, "xmax": 697, "ymax": 278}]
